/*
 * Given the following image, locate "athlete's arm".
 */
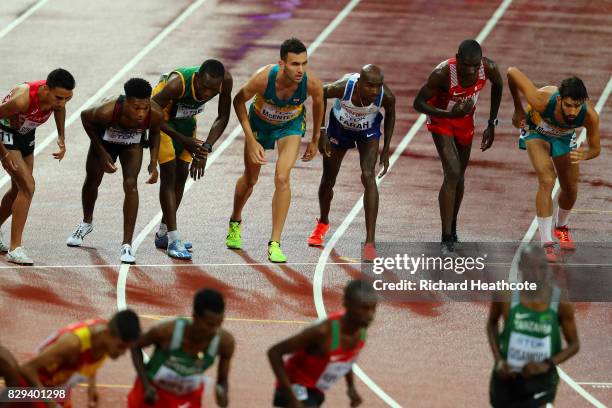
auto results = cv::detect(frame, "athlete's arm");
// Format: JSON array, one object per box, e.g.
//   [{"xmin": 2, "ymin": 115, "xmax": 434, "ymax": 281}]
[
  {"xmin": 379, "ymin": 85, "xmax": 396, "ymax": 176},
  {"xmin": 572, "ymin": 103, "xmax": 601, "ymax": 163},
  {"xmin": 0, "ymin": 86, "xmax": 29, "ymax": 164},
  {"xmin": 20, "ymin": 332, "xmax": 80, "ymax": 389},
  {"xmin": 507, "ymin": 67, "xmax": 551, "ymax": 128},
  {"xmin": 87, "ymin": 374, "xmax": 99, "ymax": 408},
  {"xmin": 267, "ymin": 322, "xmax": 329, "ymax": 404},
  {"xmin": 303, "ymin": 72, "xmax": 324, "ymax": 161},
  {"xmin": 81, "ymin": 100, "xmax": 118, "ymax": 173},
  {"xmin": 0, "ymin": 345, "xmax": 20, "ymax": 387},
  {"xmin": 480, "ymin": 58, "xmax": 503, "ymax": 151},
  {"xmin": 234, "ymin": 66, "xmax": 269, "ymax": 165},
  {"xmin": 145, "ymin": 104, "xmax": 163, "ymax": 184},
  {"xmin": 552, "ymin": 302, "xmax": 580, "ymax": 365},
  {"xmin": 52, "ymin": 108, "xmax": 67, "ymax": 161},
  {"xmin": 345, "ymin": 370, "xmax": 363, "ymax": 407},
  {"xmin": 205, "ymin": 71, "xmax": 234, "ymax": 149},
  {"xmin": 318, "ymin": 78, "xmax": 347, "ymax": 157},
  {"xmin": 413, "ymin": 66, "xmax": 470, "ymax": 118},
  {"xmin": 214, "ymin": 330, "xmax": 235, "ymax": 408},
  {"xmin": 486, "ymin": 302, "xmax": 513, "ymax": 379}
]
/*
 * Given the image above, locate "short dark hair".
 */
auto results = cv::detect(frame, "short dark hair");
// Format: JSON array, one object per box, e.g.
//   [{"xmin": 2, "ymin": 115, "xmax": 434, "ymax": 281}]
[
  {"xmin": 46, "ymin": 68, "xmax": 75, "ymax": 90},
  {"xmin": 199, "ymin": 59, "xmax": 225, "ymax": 79},
  {"xmin": 344, "ymin": 280, "xmax": 376, "ymax": 303},
  {"xmin": 109, "ymin": 309, "xmax": 141, "ymax": 342},
  {"xmin": 124, "ymin": 78, "xmax": 152, "ymax": 99},
  {"xmin": 194, "ymin": 288, "xmax": 225, "ymax": 316},
  {"xmin": 280, "ymin": 38, "xmax": 307, "ymax": 61},
  {"xmin": 559, "ymin": 76, "xmax": 588, "ymax": 101},
  {"xmin": 457, "ymin": 39, "xmax": 482, "ymax": 59}
]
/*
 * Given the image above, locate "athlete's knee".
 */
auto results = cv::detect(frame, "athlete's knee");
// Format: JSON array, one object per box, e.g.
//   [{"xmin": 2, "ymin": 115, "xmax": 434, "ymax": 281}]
[
  {"xmin": 360, "ymin": 169, "xmax": 376, "ymax": 186},
  {"xmin": 443, "ymin": 164, "xmax": 462, "ymax": 185},
  {"xmin": 243, "ymin": 171, "xmax": 259, "ymax": 188},
  {"xmin": 538, "ymin": 174, "xmax": 556, "ymax": 192},
  {"xmin": 560, "ymin": 183, "xmax": 578, "ymax": 198},
  {"xmin": 123, "ymin": 177, "xmax": 138, "ymax": 195},
  {"xmin": 274, "ymin": 172, "xmax": 291, "ymax": 190}
]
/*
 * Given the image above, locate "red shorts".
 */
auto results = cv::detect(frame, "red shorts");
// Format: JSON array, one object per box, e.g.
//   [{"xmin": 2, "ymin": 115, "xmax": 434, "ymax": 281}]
[
  {"xmin": 12, "ymin": 377, "xmax": 72, "ymax": 408},
  {"xmin": 127, "ymin": 378, "xmax": 204, "ymax": 408},
  {"xmin": 427, "ymin": 114, "xmax": 475, "ymax": 146}
]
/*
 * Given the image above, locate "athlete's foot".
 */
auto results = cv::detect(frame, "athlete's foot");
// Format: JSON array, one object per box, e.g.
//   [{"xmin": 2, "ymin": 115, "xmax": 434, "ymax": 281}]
[
  {"xmin": 226, "ymin": 221, "xmax": 242, "ymax": 250},
  {"xmin": 156, "ymin": 233, "xmax": 193, "ymax": 251},
  {"xmin": 268, "ymin": 241, "xmax": 287, "ymax": 263},
  {"xmin": 0, "ymin": 230, "xmax": 9, "ymax": 253},
  {"xmin": 67, "ymin": 222, "xmax": 93, "ymax": 247},
  {"xmin": 542, "ymin": 242, "xmax": 558, "ymax": 263},
  {"xmin": 308, "ymin": 219, "xmax": 330, "ymax": 247},
  {"xmin": 362, "ymin": 243, "xmax": 378, "ymax": 263},
  {"xmin": 167, "ymin": 240, "xmax": 192, "ymax": 260},
  {"xmin": 440, "ymin": 236, "xmax": 456, "ymax": 257},
  {"xmin": 6, "ymin": 247, "xmax": 34, "ymax": 265},
  {"xmin": 120, "ymin": 244, "xmax": 136, "ymax": 264},
  {"xmin": 554, "ymin": 226, "xmax": 575, "ymax": 251}
]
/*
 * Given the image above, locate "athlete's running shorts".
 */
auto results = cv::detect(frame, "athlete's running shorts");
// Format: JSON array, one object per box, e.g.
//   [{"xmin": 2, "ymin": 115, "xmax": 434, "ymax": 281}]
[{"xmin": 427, "ymin": 114, "xmax": 475, "ymax": 146}]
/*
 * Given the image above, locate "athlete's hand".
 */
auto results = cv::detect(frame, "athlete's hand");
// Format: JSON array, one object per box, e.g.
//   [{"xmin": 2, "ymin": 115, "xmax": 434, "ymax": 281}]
[
  {"xmin": 318, "ymin": 130, "xmax": 332, "ymax": 157},
  {"xmin": 183, "ymin": 137, "xmax": 207, "ymax": 158},
  {"xmin": 570, "ymin": 147, "xmax": 584, "ymax": 164},
  {"xmin": 348, "ymin": 386, "xmax": 363, "ymax": 407},
  {"xmin": 512, "ymin": 109, "xmax": 526, "ymax": 129},
  {"xmin": 52, "ymin": 138, "xmax": 66, "ymax": 161},
  {"xmin": 215, "ymin": 383, "xmax": 229, "ymax": 407},
  {"xmin": 378, "ymin": 149, "xmax": 390, "ymax": 178},
  {"xmin": 146, "ymin": 162, "xmax": 158, "ymax": 184},
  {"xmin": 494, "ymin": 359, "xmax": 514, "ymax": 380},
  {"xmin": 190, "ymin": 154, "xmax": 207, "ymax": 180},
  {"xmin": 143, "ymin": 385, "xmax": 157, "ymax": 405},
  {"xmin": 522, "ymin": 361, "xmax": 551, "ymax": 378},
  {"xmin": 449, "ymin": 99, "xmax": 474, "ymax": 118},
  {"xmin": 302, "ymin": 140, "xmax": 318, "ymax": 162},
  {"xmin": 87, "ymin": 388, "xmax": 99, "ymax": 407},
  {"xmin": 481, "ymin": 125, "xmax": 495, "ymax": 151},
  {"xmin": 246, "ymin": 139, "xmax": 266, "ymax": 165},
  {"xmin": 0, "ymin": 153, "xmax": 18, "ymax": 173},
  {"xmin": 100, "ymin": 150, "xmax": 118, "ymax": 173}
]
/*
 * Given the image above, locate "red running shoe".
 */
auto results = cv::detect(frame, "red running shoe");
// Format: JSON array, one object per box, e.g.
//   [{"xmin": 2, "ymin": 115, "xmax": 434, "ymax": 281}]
[
  {"xmin": 308, "ymin": 219, "xmax": 330, "ymax": 247},
  {"xmin": 363, "ymin": 243, "xmax": 378, "ymax": 263},
  {"xmin": 554, "ymin": 226, "xmax": 575, "ymax": 251},
  {"xmin": 543, "ymin": 242, "xmax": 558, "ymax": 263}
]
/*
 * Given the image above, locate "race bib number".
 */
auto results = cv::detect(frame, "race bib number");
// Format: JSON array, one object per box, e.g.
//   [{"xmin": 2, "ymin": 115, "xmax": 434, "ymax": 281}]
[
  {"xmin": 291, "ymin": 384, "xmax": 308, "ymax": 401},
  {"xmin": 507, "ymin": 332, "xmax": 551, "ymax": 372},
  {"xmin": 18, "ymin": 119, "xmax": 43, "ymax": 135},
  {"xmin": 315, "ymin": 361, "xmax": 354, "ymax": 391},
  {"xmin": 153, "ymin": 365, "xmax": 203, "ymax": 396},
  {"xmin": 0, "ymin": 129, "xmax": 13, "ymax": 145},
  {"xmin": 259, "ymin": 102, "xmax": 300, "ymax": 123},
  {"xmin": 175, "ymin": 103, "xmax": 204, "ymax": 119},
  {"xmin": 102, "ymin": 128, "xmax": 142, "ymax": 145}
]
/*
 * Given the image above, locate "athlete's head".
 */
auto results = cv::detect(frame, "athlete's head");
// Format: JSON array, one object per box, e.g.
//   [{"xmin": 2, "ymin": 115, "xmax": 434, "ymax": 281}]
[
  {"xmin": 196, "ymin": 59, "xmax": 225, "ymax": 100},
  {"xmin": 192, "ymin": 288, "xmax": 225, "ymax": 338},
  {"xmin": 456, "ymin": 39, "xmax": 482, "ymax": 78},
  {"xmin": 124, "ymin": 78, "xmax": 152, "ymax": 124},
  {"xmin": 518, "ymin": 244, "xmax": 551, "ymax": 286},
  {"xmin": 279, "ymin": 38, "xmax": 308, "ymax": 83},
  {"xmin": 357, "ymin": 65, "xmax": 384, "ymax": 105},
  {"xmin": 558, "ymin": 76, "xmax": 588, "ymax": 124},
  {"xmin": 107, "ymin": 309, "xmax": 141, "ymax": 359},
  {"xmin": 343, "ymin": 280, "xmax": 377, "ymax": 329},
  {"xmin": 45, "ymin": 68, "xmax": 75, "ymax": 111}
]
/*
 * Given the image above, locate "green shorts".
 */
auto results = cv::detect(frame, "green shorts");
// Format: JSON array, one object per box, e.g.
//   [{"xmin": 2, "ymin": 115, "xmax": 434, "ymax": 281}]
[
  {"xmin": 249, "ymin": 112, "xmax": 306, "ymax": 150},
  {"xmin": 519, "ymin": 129, "xmax": 576, "ymax": 157}
]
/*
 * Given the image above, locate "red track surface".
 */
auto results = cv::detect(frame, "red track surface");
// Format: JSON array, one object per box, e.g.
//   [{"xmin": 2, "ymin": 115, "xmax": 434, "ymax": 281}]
[{"xmin": 0, "ymin": 0, "xmax": 610, "ymax": 407}]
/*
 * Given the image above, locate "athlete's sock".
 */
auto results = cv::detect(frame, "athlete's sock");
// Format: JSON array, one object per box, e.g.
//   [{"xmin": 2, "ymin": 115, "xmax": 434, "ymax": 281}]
[
  {"xmin": 555, "ymin": 207, "xmax": 571, "ymax": 228},
  {"xmin": 157, "ymin": 222, "xmax": 168, "ymax": 237},
  {"xmin": 168, "ymin": 230, "xmax": 180, "ymax": 242},
  {"xmin": 537, "ymin": 216, "xmax": 553, "ymax": 243}
]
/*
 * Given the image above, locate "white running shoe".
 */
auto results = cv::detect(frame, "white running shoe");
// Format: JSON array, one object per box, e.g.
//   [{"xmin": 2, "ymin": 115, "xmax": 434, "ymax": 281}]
[
  {"xmin": 0, "ymin": 230, "xmax": 9, "ymax": 253},
  {"xmin": 121, "ymin": 244, "xmax": 136, "ymax": 264},
  {"xmin": 67, "ymin": 222, "xmax": 93, "ymax": 247},
  {"xmin": 6, "ymin": 246, "xmax": 33, "ymax": 265}
]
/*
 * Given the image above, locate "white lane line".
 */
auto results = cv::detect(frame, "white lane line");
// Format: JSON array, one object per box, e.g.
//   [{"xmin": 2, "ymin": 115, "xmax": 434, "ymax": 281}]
[
  {"xmin": 0, "ymin": 261, "xmax": 360, "ymax": 270},
  {"xmin": 0, "ymin": 0, "xmax": 212, "ymax": 190},
  {"xmin": 311, "ymin": 1, "xmax": 514, "ymax": 406},
  {"xmin": 116, "ymin": 0, "xmax": 365, "ymax": 309},
  {"xmin": 0, "ymin": 0, "xmax": 50, "ymax": 41}
]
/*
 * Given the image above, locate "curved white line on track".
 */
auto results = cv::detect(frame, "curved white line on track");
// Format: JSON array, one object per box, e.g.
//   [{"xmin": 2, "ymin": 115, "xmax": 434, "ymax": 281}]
[
  {"xmin": 0, "ymin": 0, "xmax": 50, "ymax": 41},
  {"xmin": 312, "ymin": 1, "xmax": 513, "ymax": 406},
  {"xmin": 0, "ymin": 0, "xmax": 212, "ymax": 190}
]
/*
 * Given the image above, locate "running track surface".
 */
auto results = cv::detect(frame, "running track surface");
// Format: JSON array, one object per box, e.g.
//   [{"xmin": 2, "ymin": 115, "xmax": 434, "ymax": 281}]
[{"xmin": 0, "ymin": 1, "xmax": 610, "ymax": 406}]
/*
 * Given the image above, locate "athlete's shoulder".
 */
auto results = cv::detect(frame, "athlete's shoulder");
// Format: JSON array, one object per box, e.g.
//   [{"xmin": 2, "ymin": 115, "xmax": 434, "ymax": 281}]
[
  {"xmin": 161, "ymin": 74, "xmax": 184, "ymax": 98},
  {"xmin": 5, "ymin": 84, "xmax": 30, "ymax": 111},
  {"xmin": 149, "ymin": 101, "xmax": 165, "ymax": 124},
  {"xmin": 85, "ymin": 96, "xmax": 117, "ymax": 123},
  {"xmin": 218, "ymin": 328, "xmax": 236, "ymax": 353}
]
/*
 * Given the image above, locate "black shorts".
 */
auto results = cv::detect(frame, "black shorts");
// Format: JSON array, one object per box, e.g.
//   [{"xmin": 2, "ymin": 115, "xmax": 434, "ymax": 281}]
[
  {"xmin": 0, "ymin": 124, "xmax": 35, "ymax": 157},
  {"xmin": 101, "ymin": 140, "xmax": 143, "ymax": 162},
  {"xmin": 490, "ymin": 368, "xmax": 559, "ymax": 408},
  {"xmin": 273, "ymin": 386, "xmax": 325, "ymax": 407}
]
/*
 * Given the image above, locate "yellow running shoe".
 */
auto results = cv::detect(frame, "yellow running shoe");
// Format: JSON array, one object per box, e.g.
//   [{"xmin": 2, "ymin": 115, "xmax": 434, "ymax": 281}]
[{"xmin": 268, "ymin": 241, "xmax": 287, "ymax": 263}]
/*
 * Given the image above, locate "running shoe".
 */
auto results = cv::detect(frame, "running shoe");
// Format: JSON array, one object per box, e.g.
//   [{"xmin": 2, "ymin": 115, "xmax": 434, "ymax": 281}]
[
  {"xmin": 121, "ymin": 244, "xmax": 136, "ymax": 264},
  {"xmin": 543, "ymin": 242, "xmax": 557, "ymax": 263},
  {"xmin": 167, "ymin": 240, "xmax": 192, "ymax": 260},
  {"xmin": 7, "ymin": 247, "xmax": 33, "ymax": 265},
  {"xmin": 362, "ymin": 242, "xmax": 378, "ymax": 263},
  {"xmin": 268, "ymin": 241, "xmax": 287, "ymax": 263},
  {"xmin": 67, "ymin": 222, "xmax": 93, "ymax": 247},
  {"xmin": 155, "ymin": 233, "xmax": 192, "ymax": 251},
  {"xmin": 226, "ymin": 221, "xmax": 242, "ymax": 250},
  {"xmin": 308, "ymin": 219, "xmax": 330, "ymax": 247},
  {"xmin": 554, "ymin": 226, "xmax": 575, "ymax": 251},
  {"xmin": 0, "ymin": 230, "xmax": 9, "ymax": 253}
]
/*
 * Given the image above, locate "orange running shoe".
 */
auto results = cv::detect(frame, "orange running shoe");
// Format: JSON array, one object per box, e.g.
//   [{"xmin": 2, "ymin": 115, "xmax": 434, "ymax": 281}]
[
  {"xmin": 363, "ymin": 243, "xmax": 378, "ymax": 263},
  {"xmin": 308, "ymin": 219, "xmax": 330, "ymax": 247},
  {"xmin": 554, "ymin": 226, "xmax": 575, "ymax": 251},
  {"xmin": 543, "ymin": 242, "xmax": 557, "ymax": 263}
]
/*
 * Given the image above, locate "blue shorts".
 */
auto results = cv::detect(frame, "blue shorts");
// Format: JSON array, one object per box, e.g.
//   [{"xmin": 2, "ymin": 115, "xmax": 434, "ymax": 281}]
[
  {"xmin": 326, "ymin": 111, "xmax": 382, "ymax": 149},
  {"xmin": 519, "ymin": 129, "xmax": 576, "ymax": 157}
]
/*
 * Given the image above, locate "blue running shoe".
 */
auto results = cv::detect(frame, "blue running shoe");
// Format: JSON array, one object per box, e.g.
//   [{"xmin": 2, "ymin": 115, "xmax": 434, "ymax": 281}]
[
  {"xmin": 167, "ymin": 240, "xmax": 192, "ymax": 260},
  {"xmin": 154, "ymin": 233, "xmax": 168, "ymax": 249}
]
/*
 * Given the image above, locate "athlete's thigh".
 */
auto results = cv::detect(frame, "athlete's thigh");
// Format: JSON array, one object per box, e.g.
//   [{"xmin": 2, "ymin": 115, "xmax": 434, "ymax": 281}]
[
  {"xmin": 275, "ymin": 135, "xmax": 301, "ymax": 175},
  {"xmin": 525, "ymin": 138, "xmax": 556, "ymax": 182},
  {"xmin": 5, "ymin": 150, "xmax": 34, "ymax": 187},
  {"xmin": 431, "ymin": 133, "xmax": 461, "ymax": 174},
  {"xmin": 322, "ymin": 146, "xmax": 348, "ymax": 179},
  {"xmin": 242, "ymin": 142, "xmax": 262, "ymax": 181},
  {"xmin": 454, "ymin": 139, "xmax": 472, "ymax": 174},
  {"xmin": 118, "ymin": 144, "xmax": 144, "ymax": 179},
  {"xmin": 551, "ymin": 152, "xmax": 579, "ymax": 191},
  {"xmin": 356, "ymin": 137, "xmax": 379, "ymax": 174}
]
